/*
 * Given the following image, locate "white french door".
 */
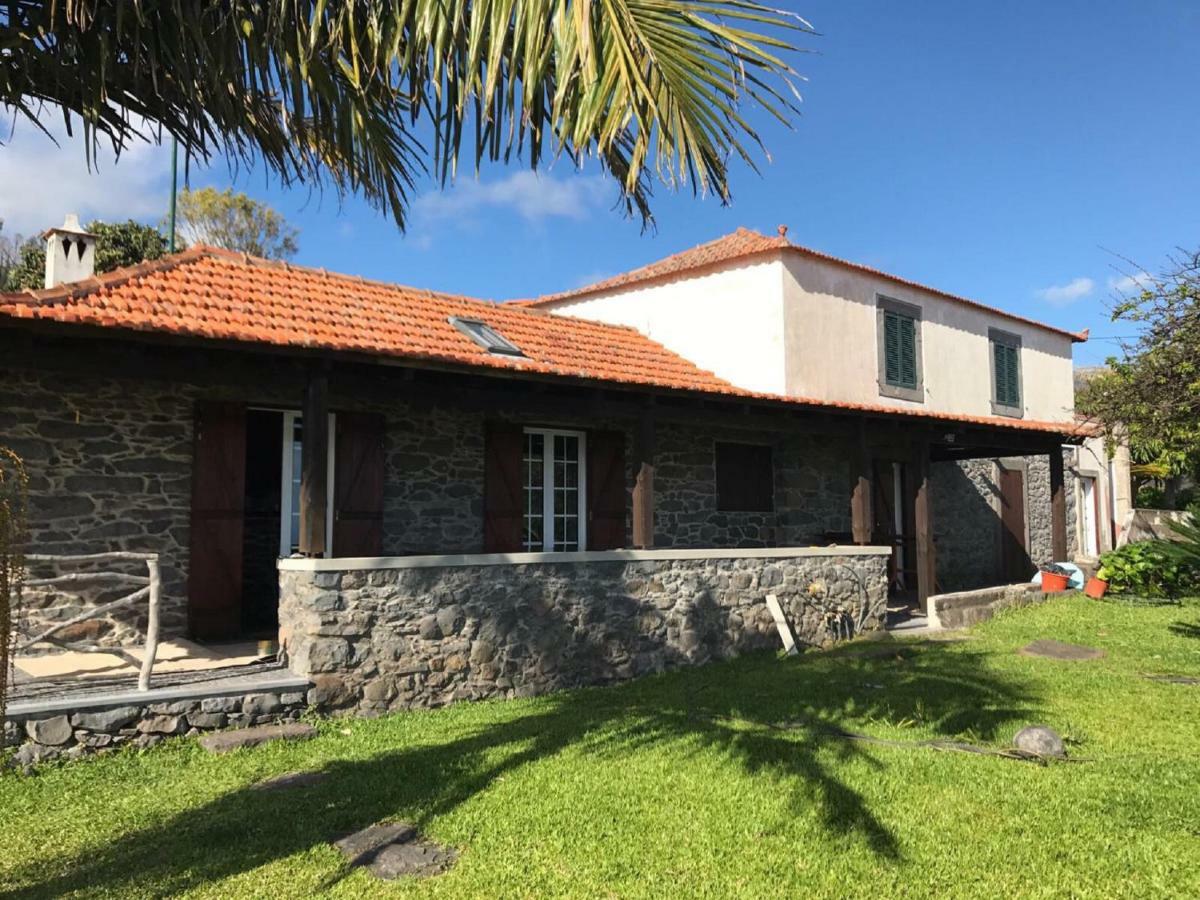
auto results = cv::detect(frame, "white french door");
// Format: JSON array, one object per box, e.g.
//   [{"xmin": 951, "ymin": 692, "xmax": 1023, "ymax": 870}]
[
  {"xmin": 522, "ymin": 427, "xmax": 587, "ymax": 552},
  {"xmin": 1080, "ymin": 475, "xmax": 1099, "ymax": 557},
  {"xmin": 278, "ymin": 411, "xmax": 336, "ymax": 557}
]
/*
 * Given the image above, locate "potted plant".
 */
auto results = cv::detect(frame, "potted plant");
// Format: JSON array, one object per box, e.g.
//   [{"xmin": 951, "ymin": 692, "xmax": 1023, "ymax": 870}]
[
  {"xmin": 1039, "ymin": 562, "xmax": 1073, "ymax": 593},
  {"xmin": 1084, "ymin": 566, "xmax": 1110, "ymax": 599}
]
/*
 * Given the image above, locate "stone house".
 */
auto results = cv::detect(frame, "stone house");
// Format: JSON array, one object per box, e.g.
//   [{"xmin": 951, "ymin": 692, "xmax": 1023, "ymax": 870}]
[{"xmin": 0, "ymin": 220, "xmax": 1111, "ymax": 711}]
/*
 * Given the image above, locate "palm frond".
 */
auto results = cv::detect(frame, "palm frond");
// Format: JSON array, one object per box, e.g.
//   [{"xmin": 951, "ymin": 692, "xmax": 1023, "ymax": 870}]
[{"xmin": 1, "ymin": 0, "xmax": 810, "ymax": 229}]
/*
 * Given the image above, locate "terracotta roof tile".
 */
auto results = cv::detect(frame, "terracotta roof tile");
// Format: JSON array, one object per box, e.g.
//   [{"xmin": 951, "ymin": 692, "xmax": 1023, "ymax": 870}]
[
  {"xmin": 0, "ymin": 245, "xmax": 1085, "ymax": 437},
  {"xmin": 519, "ymin": 227, "xmax": 1089, "ymax": 343}
]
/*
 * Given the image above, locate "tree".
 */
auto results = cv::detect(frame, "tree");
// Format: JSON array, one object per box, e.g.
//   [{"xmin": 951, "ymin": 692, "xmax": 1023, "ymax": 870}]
[
  {"xmin": 1, "ymin": 2, "xmax": 808, "ymax": 230},
  {"xmin": 1, "ymin": 220, "xmax": 171, "ymax": 292},
  {"xmin": 0, "ymin": 220, "xmax": 26, "ymax": 291},
  {"xmin": 173, "ymin": 188, "xmax": 299, "ymax": 260},
  {"xmin": 1077, "ymin": 250, "xmax": 1200, "ymax": 507}
]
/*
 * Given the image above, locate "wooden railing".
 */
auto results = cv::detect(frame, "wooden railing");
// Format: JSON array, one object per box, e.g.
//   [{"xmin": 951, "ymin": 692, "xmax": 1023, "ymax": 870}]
[{"xmin": 18, "ymin": 552, "xmax": 161, "ymax": 691}]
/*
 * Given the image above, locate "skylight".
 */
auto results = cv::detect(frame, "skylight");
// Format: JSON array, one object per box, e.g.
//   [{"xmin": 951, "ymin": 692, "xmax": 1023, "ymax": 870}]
[{"xmin": 449, "ymin": 317, "xmax": 524, "ymax": 356}]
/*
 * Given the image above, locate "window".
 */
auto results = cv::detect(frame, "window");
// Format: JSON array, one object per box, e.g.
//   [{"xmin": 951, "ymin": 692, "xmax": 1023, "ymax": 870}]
[
  {"xmin": 876, "ymin": 296, "xmax": 923, "ymax": 402},
  {"xmin": 523, "ymin": 428, "xmax": 587, "ymax": 551},
  {"xmin": 715, "ymin": 442, "xmax": 774, "ymax": 512},
  {"xmin": 449, "ymin": 317, "xmax": 524, "ymax": 356},
  {"xmin": 990, "ymin": 328, "xmax": 1022, "ymax": 416}
]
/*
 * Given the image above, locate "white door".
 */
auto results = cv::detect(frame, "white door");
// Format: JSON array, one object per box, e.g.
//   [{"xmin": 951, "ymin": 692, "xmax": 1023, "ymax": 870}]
[{"xmin": 1080, "ymin": 476, "xmax": 1099, "ymax": 557}]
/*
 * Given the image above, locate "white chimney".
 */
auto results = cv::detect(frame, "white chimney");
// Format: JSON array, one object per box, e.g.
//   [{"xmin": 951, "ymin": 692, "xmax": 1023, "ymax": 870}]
[{"xmin": 43, "ymin": 213, "xmax": 97, "ymax": 289}]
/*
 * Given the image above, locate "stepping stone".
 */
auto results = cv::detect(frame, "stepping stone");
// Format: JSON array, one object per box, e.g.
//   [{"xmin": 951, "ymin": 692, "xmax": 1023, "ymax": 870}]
[
  {"xmin": 1019, "ymin": 639, "xmax": 1105, "ymax": 661},
  {"xmin": 1013, "ymin": 724, "xmax": 1066, "ymax": 758},
  {"xmin": 333, "ymin": 823, "xmax": 458, "ymax": 880},
  {"xmin": 198, "ymin": 723, "xmax": 317, "ymax": 754},
  {"xmin": 252, "ymin": 770, "xmax": 329, "ymax": 791},
  {"xmin": 1143, "ymin": 674, "xmax": 1200, "ymax": 685}
]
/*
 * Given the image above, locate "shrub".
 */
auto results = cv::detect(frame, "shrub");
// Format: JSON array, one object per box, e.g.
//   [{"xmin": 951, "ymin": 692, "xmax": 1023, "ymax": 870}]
[{"xmin": 1099, "ymin": 540, "xmax": 1198, "ymax": 598}]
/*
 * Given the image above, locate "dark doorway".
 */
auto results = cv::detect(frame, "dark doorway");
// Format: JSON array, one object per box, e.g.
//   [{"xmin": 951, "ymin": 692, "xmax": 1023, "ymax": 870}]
[
  {"xmin": 873, "ymin": 459, "xmax": 916, "ymax": 597},
  {"xmin": 241, "ymin": 410, "xmax": 285, "ymax": 637},
  {"xmin": 999, "ymin": 466, "xmax": 1032, "ymax": 581}
]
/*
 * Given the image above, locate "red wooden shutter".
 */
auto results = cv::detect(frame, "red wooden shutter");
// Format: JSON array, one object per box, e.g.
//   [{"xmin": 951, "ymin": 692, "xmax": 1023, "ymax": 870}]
[
  {"xmin": 188, "ymin": 401, "xmax": 246, "ymax": 641},
  {"xmin": 332, "ymin": 412, "xmax": 386, "ymax": 557},
  {"xmin": 588, "ymin": 430, "xmax": 627, "ymax": 550},
  {"xmin": 484, "ymin": 423, "xmax": 524, "ymax": 552}
]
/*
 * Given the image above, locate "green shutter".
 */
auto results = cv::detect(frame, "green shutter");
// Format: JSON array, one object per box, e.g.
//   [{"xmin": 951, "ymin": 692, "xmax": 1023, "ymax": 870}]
[
  {"xmin": 884, "ymin": 312, "xmax": 900, "ymax": 386},
  {"xmin": 994, "ymin": 342, "xmax": 1020, "ymax": 407},
  {"xmin": 884, "ymin": 311, "xmax": 917, "ymax": 389},
  {"xmin": 899, "ymin": 316, "xmax": 917, "ymax": 388}
]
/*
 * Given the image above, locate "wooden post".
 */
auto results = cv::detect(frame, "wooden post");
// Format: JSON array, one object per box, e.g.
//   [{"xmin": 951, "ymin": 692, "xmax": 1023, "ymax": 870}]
[
  {"xmin": 632, "ymin": 405, "xmax": 656, "ymax": 549},
  {"xmin": 851, "ymin": 422, "xmax": 874, "ymax": 544},
  {"xmin": 1049, "ymin": 446, "xmax": 1068, "ymax": 561},
  {"xmin": 913, "ymin": 441, "xmax": 936, "ymax": 613},
  {"xmin": 299, "ymin": 371, "xmax": 329, "ymax": 557},
  {"xmin": 138, "ymin": 556, "xmax": 161, "ymax": 691}
]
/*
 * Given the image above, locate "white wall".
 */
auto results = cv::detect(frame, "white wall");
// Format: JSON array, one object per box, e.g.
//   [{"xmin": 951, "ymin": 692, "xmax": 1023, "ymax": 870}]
[
  {"xmin": 536, "ymin": 255, "xmax": 788, "ymax": 395},
  {"xmin": 540, "ymin": 249, "xmax": 1078, "ymax": 423},
  {"xmin": 781, "ymin": 255, "xmax": 1077, "ymax": 421}
]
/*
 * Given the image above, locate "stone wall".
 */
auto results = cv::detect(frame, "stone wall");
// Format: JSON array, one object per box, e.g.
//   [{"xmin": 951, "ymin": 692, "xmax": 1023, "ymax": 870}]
[
  {"xmin": 278, "ymin": 549, "xmax": 890, "ymax": 715},
  {"xmin": 3, "ymin": 687, "xmax": 308, "ymax": 768},
  {"xmin": 931, "ymin": 450, "xmax": 1080, "ymax": 593}
]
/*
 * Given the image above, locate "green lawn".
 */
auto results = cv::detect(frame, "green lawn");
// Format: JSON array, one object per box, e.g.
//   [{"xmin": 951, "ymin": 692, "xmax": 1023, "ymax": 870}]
[{"xmin": 2, "ymin": 596, "xmax": 1199, "ymax": 898}]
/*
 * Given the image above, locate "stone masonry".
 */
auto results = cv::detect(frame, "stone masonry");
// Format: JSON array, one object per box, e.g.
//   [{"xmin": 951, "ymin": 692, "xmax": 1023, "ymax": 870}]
[
  {"xmin": 3, "ymin": 687, "xmax": 308, "ymax": 768},
  {"xmin": 278, "ymin": 550, "xmax": 889, "ymax": 715}
]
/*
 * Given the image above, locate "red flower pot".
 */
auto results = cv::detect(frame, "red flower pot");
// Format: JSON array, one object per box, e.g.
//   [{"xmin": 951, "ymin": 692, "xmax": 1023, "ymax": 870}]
[
  {"xmin": 1041, "ymin": 571, "xmax": 1071, "ymax": 593},
  {"xmin": 1084, "ymin": 577, "xmax": 1109, "ymax": 599}
]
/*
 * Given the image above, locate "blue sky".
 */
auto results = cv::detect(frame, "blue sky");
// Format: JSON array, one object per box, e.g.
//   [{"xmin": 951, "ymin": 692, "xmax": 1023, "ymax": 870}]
[{"xmin": 3, "ymin": 1, "xmax": 1197, "ymax": 365}]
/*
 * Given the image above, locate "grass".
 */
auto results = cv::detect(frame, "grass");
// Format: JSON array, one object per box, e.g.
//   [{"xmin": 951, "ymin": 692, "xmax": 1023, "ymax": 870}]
[{"xmin": 1, "ymin": 595, "xmax": 1199, "ymax": 898}]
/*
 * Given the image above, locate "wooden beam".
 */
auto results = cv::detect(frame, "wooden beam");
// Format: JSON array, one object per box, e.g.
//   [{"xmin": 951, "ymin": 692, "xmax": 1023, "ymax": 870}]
[
  {"xmin": 913, "ymin": 441, "xmax": 936, "ymax": 613},
  {"xmin": 632, "ymin": 405, "xmax": 656, "ymax": 549},
  {"xmin": 851, "ymin": 422, "xmax": 874, "ymax": 544},
  {"xmin": 1049, "ymin": 447, "xmax": 1068, "ymax": 561},
  {"xmin": 299, "ymin": 370, "xmax": 330, "ymax": 557}
]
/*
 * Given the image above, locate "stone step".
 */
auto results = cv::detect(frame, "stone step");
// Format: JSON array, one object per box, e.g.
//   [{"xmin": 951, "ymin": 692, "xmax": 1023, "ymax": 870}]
[{"xmin": 198, "ymin": 723, "xmax": 318, "ymax": 754}]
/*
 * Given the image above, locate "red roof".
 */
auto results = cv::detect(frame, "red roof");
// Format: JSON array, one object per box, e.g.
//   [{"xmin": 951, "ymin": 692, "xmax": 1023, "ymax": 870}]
[
  {"xmin": 0, "ymin": 245, "xmax": 1086, "ymax": 437},
  {"xmin": 519, "ymin": 227, "xmax": 1089, "ymax": 344}
]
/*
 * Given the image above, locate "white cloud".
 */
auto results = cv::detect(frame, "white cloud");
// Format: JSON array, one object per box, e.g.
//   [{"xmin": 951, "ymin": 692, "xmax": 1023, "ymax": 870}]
[
  {"xmin": 412, "ymin": 171, "xmax": 609, "ymax": 225},
  {"xmin": 0, "ymin": 111, "xmax": 171, "ymax": 237},
  {"xmin": 1035, "ymin": 277, "xmax": 1095, "ymax": 306},
  {"xmin": 1107, "ymin": 271, "xmax": 1153, "ymax": 294}
]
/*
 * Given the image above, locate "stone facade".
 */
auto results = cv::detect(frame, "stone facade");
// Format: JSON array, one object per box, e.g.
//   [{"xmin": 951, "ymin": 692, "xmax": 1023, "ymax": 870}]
[
  {"xmin": 932, "ymin": 450, "xmax": 1080, "ymax": 592},
  {"xmin": 277, "ymin": 550, "xmax": 889, "ymax": 715},
  {"xmin": 3, "ymin": 687, "xmax": 308, "ymax": 768}
]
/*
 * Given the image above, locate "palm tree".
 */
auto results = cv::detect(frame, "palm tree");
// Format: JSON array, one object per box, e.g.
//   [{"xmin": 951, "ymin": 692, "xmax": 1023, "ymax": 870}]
[{"xmin": 1, "ymin": 1, "xmax": 808, "ymax": 228}]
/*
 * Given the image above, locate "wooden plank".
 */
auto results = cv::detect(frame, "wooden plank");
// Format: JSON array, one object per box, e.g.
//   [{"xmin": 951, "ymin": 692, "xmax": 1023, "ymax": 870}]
[
  {"xmin": 632, "ymin": 407, "xmax": 656, "ymax": 549},
  {"xmin": 188, "ymin": 401, "xmax": 246, "ymax": 641},
  {"xmin": 1049, "ymin": 448, "xmax": 1068, "ymax": 560},
  {"xmin": 332, "ymin": 412, "xmax": 386, "ymax": 557},
  {"xmin": 851, "ymin": 422, "xmax": 874, "ymax": 544},
  {"xmin": 765, "ymin": 594, "xmax": 799, "ymax": 656},
  {"xmin": 299, "ymin": 372, "xmax": 329, "ymax": 557},
  {"xmin": 913, "ymin": 442, "xmax": 935, "ymax": 612}
]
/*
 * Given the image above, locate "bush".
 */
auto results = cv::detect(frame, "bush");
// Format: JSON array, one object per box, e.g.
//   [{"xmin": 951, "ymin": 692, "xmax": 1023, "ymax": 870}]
[
  {"xmin": 1135, "ymin": 485, "xmax": 1166, "ymax": 509},
  {"xmin": 1099, "ymin": 541, "xmax": 1198, "ymax": 598}
]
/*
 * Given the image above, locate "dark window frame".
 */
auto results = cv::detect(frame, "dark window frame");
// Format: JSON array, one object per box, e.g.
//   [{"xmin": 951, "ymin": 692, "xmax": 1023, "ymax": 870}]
[
  {"xmin": 875, "ymin": 295, "xmax": 924, "ymax": 403},
  {"xmin": 989, "ymin": 327, "xmax": 1023, "ymax": 417},
  {"xmin": 715, "ymin": 441, "xmax": 775, "ymax": 513}
]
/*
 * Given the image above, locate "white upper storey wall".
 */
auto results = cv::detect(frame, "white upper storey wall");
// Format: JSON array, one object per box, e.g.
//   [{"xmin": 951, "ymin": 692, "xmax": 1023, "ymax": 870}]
[{"xmin": 535, "ymin": 249, "xmax": 1078, "ymax": 422}]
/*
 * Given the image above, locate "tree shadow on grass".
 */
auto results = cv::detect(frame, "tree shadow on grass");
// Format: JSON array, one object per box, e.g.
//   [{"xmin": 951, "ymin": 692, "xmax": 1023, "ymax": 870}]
[
  {"xmin": 2, "ymin": 641, "xmax": 1041, "ymax": 898},
  {"xmin": 1168, "ymin": 620, "xmax": 1200, "ymax": 639}
]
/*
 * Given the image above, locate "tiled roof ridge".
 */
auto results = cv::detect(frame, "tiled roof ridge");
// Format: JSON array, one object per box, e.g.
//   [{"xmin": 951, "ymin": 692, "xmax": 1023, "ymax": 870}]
[{"xmin": 521, "ymin": 227, "xmax": 1088, "ymax": 343}]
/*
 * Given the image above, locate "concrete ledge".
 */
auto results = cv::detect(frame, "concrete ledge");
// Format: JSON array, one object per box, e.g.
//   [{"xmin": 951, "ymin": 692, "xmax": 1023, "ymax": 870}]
[
  {"xmin": 279, "ymin": 545, "xmax": 893, "ymax": 573},
  {"xmin": 929, "ymin": 582, "xmax": 1043, "ymax": 630}
]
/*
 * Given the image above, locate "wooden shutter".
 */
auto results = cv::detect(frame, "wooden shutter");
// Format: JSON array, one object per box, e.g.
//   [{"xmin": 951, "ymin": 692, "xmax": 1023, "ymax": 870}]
[
  {"xmin": 587, "ymin": 430, "xmax": 627, "ymax": 550},
  {"xmin": 332, "ymin": 412, "xmax": 385, "ymax": 557},
  {"xmin": 484, "ymin": 423, "xmax": 525, "ymax": 552},
  {"xmin": 716, "ymin": 442, "xmax": 774, "ymax": 512},
  {"xmin": 884, "ymin": 311, "xmax": 901, "ymax": 385},
  {"xmin": 898, "ymin": 316, "xmax": 917, "ymax": 388},
  {"xmin": 994, "ymin": 342, "xmax": 1020, "ymax": 407},
  {"xmin": 188, "ymin": 401, "xmax": 246, "ymax": 641}
]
